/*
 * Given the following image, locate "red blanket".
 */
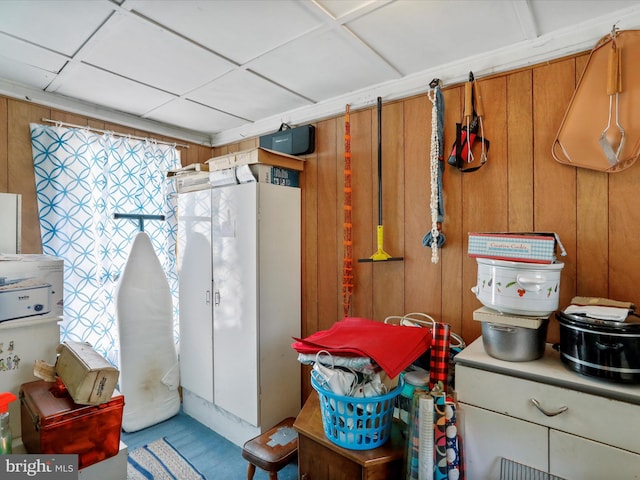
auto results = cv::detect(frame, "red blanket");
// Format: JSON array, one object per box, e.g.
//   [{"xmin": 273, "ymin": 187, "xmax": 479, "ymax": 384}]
[{"xmin": 292, "ymin": 317, "xmax": 432, "ymax": 378}]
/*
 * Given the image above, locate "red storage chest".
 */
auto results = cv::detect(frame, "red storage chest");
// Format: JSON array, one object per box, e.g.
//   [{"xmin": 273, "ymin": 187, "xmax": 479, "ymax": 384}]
[{"xmin": 19, "ymin": 379, "xmax": 124, "ymax": 469}]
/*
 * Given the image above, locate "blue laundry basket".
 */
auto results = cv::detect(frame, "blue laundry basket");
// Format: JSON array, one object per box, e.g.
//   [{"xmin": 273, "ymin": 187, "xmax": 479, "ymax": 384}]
[{"xmin": 310, "ymin": 370, "xmax": 403, "ymax": 450}]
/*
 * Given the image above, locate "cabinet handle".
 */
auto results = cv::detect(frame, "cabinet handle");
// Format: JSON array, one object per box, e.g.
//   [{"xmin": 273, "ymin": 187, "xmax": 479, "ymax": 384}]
[
  {"xmin": 205, "ymin": 289, "xmax": 211, "ymax": 305},
  {"xmin": 214, "ymin": 289, "xmax": 220, "ymax": 306},
  {"xmin": 530, "ymin": 398, "xmax": 568, "ymax": 417}
]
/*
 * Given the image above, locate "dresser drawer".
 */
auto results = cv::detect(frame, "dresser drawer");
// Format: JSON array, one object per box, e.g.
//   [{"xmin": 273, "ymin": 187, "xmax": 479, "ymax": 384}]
[{"xmin": 456, "ymin": 365, "xmax": 640, "ymax": 454}]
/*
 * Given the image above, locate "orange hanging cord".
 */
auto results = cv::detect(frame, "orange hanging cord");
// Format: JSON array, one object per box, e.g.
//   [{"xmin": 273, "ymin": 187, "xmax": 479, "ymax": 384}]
[{"xmin": 342, "ymin": 104, "xmax": 354, "ymax": 317}]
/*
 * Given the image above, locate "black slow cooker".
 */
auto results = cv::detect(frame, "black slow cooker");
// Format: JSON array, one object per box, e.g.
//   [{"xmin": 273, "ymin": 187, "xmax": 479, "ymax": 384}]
[{"xmin": 556, "ymin": 310, "xmax": 640, "ymax": 384}]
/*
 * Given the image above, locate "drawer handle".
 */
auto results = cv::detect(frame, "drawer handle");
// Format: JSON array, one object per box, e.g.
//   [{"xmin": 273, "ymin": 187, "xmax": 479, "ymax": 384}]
[{"xmin": 530, "ymin": 398, "xmax": 568, "ymax": 417}]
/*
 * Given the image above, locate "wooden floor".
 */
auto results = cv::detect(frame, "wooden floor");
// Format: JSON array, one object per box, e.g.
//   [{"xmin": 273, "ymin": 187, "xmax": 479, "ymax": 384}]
[{"xmin": 121, "ymin": 409, "xmax": 299, "ymax": 480}]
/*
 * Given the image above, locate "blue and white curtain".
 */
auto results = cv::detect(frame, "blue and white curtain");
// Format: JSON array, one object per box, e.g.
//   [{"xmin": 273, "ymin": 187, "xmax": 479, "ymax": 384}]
[{"xmin": 30, "ymin": 123, "xmax": 181, "ymax": 365}]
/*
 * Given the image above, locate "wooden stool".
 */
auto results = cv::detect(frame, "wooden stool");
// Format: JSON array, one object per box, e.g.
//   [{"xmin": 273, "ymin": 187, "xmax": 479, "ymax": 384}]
[{"xmin": 242, "ymin": 417, "xmax": 298, "ymax": 480}]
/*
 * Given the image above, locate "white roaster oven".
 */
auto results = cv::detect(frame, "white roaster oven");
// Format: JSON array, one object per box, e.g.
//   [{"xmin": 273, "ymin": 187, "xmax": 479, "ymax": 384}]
[{"xmin": 0, "ymin": 255, "xmax": 64, "ymax": 323}]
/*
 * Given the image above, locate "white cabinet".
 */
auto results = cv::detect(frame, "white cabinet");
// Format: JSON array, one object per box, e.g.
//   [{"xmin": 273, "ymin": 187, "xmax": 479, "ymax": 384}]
[
  {"xmin": 177, "ymin": 182, "xmax": 301, "ymax": 447},
  {"xmin": 455, "ymin": 338, "xmax": 640, "ymax": 480}
]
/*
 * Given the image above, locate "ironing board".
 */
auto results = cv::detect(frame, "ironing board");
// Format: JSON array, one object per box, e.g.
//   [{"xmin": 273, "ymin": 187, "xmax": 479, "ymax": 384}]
[
  {"xmin": 553, "ymin": 29, "xmax": 640, "ymax": 172},
  {"xmin": 116, "ymin": 231, "xmax": 180, "ymax": 432}
]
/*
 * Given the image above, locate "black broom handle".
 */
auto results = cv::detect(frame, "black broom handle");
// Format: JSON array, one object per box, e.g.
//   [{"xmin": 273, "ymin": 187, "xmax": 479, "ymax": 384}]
[{"xmin": 377, "ymin": 96, "xmax": 383, "ymax": 226}]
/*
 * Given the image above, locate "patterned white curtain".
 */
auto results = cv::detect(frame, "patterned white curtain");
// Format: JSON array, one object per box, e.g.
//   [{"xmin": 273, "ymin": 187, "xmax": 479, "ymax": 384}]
[{"xmin": 30, "ymin": 123, "xmax": 181, "ymax": 365}]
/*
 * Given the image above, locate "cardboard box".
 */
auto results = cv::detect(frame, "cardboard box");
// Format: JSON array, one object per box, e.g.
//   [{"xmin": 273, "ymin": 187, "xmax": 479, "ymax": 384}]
[
  {"xmin": 468, "ymin": 232, "xmax": 565, "ymax": 264},
  {"xmin": 20, "ymin": 379, "xmax": 124, "ymax": 470},
  {"xmin": 207, "ymin": 147, "xmax": 305, "ymax": 173},
  {"xmin": 55, "ymin": 341, "xmax": 119, "ymax": 405},
  {"xmin": 209, "ymin": 167, "xmax": 238, "ymax": 188},
  {"xmin": 166, "ymin": 163, "xmax": 210, "ymax": 177},
  {"xmin": 0, "ymin": 254, "xmax": 64, "ymax": 323},
  {"xmin": 236, "ymin": 164, "xmax": 300, "ymax": 187},
  {"xmin": 473, "ymin": 306, "xmax": 547, "ymax": 329},
  {"xmin": 0, "ymin": 316, "xmax": 60, "ymax": 439},
  {"xmin": 174, "ymin": 171, "xmax": 212, "ymax": 193}
]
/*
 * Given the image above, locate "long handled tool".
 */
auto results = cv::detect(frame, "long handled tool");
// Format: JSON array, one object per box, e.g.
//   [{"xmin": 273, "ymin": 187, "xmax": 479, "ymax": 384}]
[
  {"xmin": 600, "ymin": 26, "xmax": 625, "ymax": 165},
  {"xmin": 359, "ymin": 97, "xmax": 403, "ymax": 263},
  {"xmin": 342, "ymin": 104, "xmax": 354, "ymax": 316}
]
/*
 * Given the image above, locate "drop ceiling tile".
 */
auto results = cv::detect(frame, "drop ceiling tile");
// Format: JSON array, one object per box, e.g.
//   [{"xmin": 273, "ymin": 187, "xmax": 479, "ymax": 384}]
[
  {"xmin": 52, "ymin": 63, "xmax": 175, "ymax": 116},
  {"xmin": 145, "ymin": 98, "xmax": 246, "ymax": 135},
  {"xmin": 187, "ymin": 69, "xmax": 312, "ymax": 121},
  {"xmin": 316, "ymin": 0, "xmax": 379, "ymax": 19},
  {"xmin": 530, "ymin": 0, "xmax": 640, "ymax": 35},
  {"xmin": 0, "ymin": 0, "xmax": 115, "ymax": 56},
  {"xmin": 82, "ymin": 14, "xmax": 234, "ymax": 95},
  {"xmin": 0, "ymin": 56, "xmax": 57, "ymax": 90},
  {"xmin": 250, "ymin": 28, "xmax": 399, "ymax": 101},
  {"xmin": 128, "ymin": 0, "xmax": 324, "ymax": 65},
  {"xmin": 346, "ymin": 0, "xmax": 525, "ymax": 75},
  {"xmin": 0, "ymin": 34, "xmax": 68, "ymax": 73}
]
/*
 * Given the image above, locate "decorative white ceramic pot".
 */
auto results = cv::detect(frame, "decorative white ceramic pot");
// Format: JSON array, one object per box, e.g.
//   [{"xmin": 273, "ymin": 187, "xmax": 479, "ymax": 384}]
[{"xmin": 471, "ymin": 258, "xmax": 564, "ymax": 316}]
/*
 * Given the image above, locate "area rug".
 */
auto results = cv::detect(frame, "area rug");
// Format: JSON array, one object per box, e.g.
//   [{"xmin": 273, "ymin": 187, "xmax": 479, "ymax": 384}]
[{"xmin": 127, "ymin": 437, "xmax": 206, "ymax": 479}]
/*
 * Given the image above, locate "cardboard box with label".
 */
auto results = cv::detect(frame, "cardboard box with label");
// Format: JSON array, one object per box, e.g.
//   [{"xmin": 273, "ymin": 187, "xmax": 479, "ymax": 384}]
[
  {"xmin": 55, "ymin": 341, "xmax": 119, "ymax": 406},
  {"xmin": 0, "ymin": 254, "xmax": 64, "ymax": 323}
]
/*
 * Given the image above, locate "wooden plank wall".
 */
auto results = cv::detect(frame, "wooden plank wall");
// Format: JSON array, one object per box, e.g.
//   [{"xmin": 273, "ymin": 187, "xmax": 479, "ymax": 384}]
[
  {"xmin": 3, "ymin": 50, "xmax": 640, "ymax": 402},
  {"xmin": 0, "ymin": 96, "xmax": 212, "ymax": 254},
  {"xmin": 212, "ymin": 52, "xmax": 640, "ymax": 398}
]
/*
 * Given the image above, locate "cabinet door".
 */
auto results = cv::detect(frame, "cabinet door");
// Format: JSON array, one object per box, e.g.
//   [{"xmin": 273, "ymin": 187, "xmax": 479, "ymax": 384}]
[
  {"xmin": 461, "ymin": 403, "xmax": 548, "ymax": 480},
  {"xmin": 550, "ymin": 430, "xmax": 640, "ymax": 480},
  {"xmin": 298, "ymin": 436, "xmax": 362, "ymax": 480},
  {"xmin": 211, "ymin": 183, "xmax": 259, "ymax": 426},
  {"xmin": 177, "ymin": 190, "xmax": 214, "ymax": 403}
]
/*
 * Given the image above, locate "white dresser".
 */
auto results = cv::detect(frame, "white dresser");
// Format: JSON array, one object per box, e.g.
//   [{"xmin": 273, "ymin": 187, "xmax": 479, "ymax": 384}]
[{"xmin": 455, "ymin": 338, "xmax": 640, "ymax": 480}]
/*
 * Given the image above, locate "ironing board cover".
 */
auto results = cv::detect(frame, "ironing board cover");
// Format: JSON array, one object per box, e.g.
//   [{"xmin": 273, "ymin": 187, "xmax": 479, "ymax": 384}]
[
  {"xmin": 291, "ymin": 317, "xmax": 432, "ymax": 378},
  {"xmin": 552, "ymin": 30, "xmax": 640, "ymax": 172},
  {"xmin": 116, "ymin": 231, "xmax": 180, "ymax": 432}
]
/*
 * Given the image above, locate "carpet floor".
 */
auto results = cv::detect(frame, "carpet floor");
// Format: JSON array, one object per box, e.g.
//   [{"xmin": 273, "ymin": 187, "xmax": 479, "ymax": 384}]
[{"xmin": 121, "ymin": 409, "xmax": 298, "ymax": 480}]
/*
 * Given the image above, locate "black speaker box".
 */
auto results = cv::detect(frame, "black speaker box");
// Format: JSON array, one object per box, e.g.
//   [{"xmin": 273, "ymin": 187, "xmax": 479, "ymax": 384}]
[{"xmin": 259, "ymin": 124, "xmax": 315, "ymax": 156}]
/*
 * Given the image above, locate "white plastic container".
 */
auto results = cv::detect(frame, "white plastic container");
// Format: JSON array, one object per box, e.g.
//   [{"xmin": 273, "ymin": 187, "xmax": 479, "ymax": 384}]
[{"xmin": 471, "ymin": 258, "xmax": 564, "ymax": 316}]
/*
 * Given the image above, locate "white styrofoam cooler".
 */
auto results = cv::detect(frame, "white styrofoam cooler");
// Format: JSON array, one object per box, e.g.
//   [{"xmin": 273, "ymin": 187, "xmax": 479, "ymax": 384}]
[
  {"xmin": 0, "ymin": 315, "xmax": 61, "ymax": 438},
  {"xmin": 0, "ymin": 254, "xmax": 64, "ymax": 322}
]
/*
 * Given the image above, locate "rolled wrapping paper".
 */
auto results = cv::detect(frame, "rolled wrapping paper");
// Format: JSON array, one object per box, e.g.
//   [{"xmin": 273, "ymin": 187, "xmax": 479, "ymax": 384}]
[
  {"xmin": 429, "ymin": 323, "xmax": 451, "ymax": 391},
  {"xmin": 433, "ymin": 392, "xmax": 448, "ymax": 480},
  {"xmin": 418, "ymin": 395, "xmax": 435, "ymax": 480},
  {"xmin": 405, "ymin": 394, "xmax": 421, "ymax": 480},
  {"xmin": 445, "ymin": 401, "xmax": 461, "ymax": 480}
]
